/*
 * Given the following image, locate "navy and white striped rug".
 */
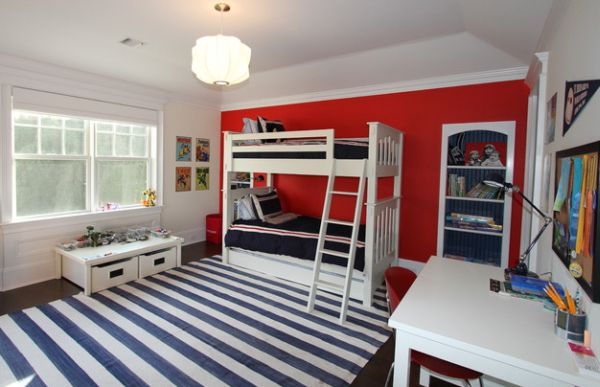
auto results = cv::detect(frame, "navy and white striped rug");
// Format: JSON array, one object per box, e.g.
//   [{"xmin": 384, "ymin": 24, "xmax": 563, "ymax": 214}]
[{"xmin": 1, "ymin": 256, "xmax": 390, "ymax": 386}]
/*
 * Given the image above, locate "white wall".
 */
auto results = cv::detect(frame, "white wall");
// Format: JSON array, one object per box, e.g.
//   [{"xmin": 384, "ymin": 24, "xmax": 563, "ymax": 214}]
[
  {"xmin": 0, "ymin": 55, "xmax": 221, "ymax": 291},
  {"xmin": 161, "ymin": 101, "xmax": 221, "ymax": 245},
  {"xmin": 533, "ymin": 0, "xmax": 600, "ymax": 351}
]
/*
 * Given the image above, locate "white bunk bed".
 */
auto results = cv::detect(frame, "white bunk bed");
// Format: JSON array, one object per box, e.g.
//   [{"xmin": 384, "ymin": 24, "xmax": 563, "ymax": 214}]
[{"xmin": 222, "ymin": 122, "xmax": 403, "ymax": 307}]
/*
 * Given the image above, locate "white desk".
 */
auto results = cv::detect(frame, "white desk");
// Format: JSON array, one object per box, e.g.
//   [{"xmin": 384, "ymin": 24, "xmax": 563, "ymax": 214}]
[{"xmin": 389, "ymin": 256, "xmax": 599, "ymax": 387}]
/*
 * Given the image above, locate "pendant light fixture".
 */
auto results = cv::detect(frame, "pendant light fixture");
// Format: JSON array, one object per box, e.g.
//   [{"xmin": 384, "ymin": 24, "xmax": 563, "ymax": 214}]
[{"xmin": 191, "ymin": 3, "xmax": 251, "ymax": 86}]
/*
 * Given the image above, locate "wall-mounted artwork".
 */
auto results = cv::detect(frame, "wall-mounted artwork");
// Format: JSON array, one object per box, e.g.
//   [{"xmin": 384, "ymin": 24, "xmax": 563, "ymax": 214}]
[
  {"xmin": 553, "ymin": 141, "xmax": 600, "ymax": 302},
  {"xmin": 545, "ymin": 92, "xmax": 557, "ymax": 144},
  {"xmin": 196, "ymin": 138, "xmax": 210, "ymax": 162},
  {"xmin": 175, "ymin": 167, "xmax": 191, "ymax": 192},
  {"xmin": 563, "ymin": 80, "xmax": 600, "ymax": 135},
  {"xmin": 176, "ymin": 136, "xmax": 192, "ymax": 161},
  {"xmin": 196, "ymin": 167, "xmax": 209, "ymax": 191}
]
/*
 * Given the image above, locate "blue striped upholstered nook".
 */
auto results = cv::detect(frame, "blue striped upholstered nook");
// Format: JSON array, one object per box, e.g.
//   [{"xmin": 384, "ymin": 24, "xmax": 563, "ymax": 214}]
[{"xmin": 1, "ymin": 256, "xmax": 390, "ymax": 386}]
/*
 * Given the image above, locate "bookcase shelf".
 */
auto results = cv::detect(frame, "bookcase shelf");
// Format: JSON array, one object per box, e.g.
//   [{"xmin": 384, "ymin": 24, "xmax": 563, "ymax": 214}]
[
  {"xmin": 437, "ymin": 121, "xmax": 515, "ymax": 267},
  {"xmin": 445, "ymin": 196, "xmax": 504, "ymax": 203},
  {"xmin": 444, "ymin": 226, "xmax": 504, "ymax": 237},
  {"xmin": 447, "ymin": 166, "xmax": 507, "ymax": 170}
]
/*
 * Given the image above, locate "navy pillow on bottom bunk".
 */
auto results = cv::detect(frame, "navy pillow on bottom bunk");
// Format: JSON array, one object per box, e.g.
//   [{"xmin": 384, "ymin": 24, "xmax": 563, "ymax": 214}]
[{"xmin": 224, "ymin": 216, "xmax": 366, "ymax": 272}]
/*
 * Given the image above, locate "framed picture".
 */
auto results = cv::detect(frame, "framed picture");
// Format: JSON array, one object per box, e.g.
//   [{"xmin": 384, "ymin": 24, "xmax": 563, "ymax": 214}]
[
  {"xmin": 552, "ymin": 141, "xmax": 600, "ymax": 302},
  {"xmin": 175, "ymin": 167, "xmax": 191, "ymax": 192},
  {"xmin": 545, "ymin": 93, "xmax": 557, "ymax": 145},
  {"xmin": 196, "ymin": 138, "xmax": 210, "ymax": 162},
  {"xmin": 196, "ymin": 167, "xmax": 209, "ymax": 191},
  {"xmin": 176, "ymin": 136, "xmax": 192, "ymax": 161}
]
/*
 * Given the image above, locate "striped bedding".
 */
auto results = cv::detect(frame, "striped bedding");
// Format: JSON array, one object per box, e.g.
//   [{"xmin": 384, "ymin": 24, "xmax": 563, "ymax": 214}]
[
  {"xmin": 0, "ymin": 256, "xmax": 390, "ymax": 386},
  {"xmin": 233, "ymin": 139, "xmax": 369, "ymax": 160},
  {"xmin": 225, "ymin": 216, "xmax": 366, "ymax": 271}
]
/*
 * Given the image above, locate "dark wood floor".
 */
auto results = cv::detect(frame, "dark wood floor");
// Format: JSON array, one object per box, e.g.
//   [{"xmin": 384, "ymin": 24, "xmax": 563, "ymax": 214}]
[
  {"xmin": 0, "ymin": 241, "xmax": 450, "ymax": 387},
  {"xmin": 0, "ymin": 241, "xmax": 222, "ymax": 316}
]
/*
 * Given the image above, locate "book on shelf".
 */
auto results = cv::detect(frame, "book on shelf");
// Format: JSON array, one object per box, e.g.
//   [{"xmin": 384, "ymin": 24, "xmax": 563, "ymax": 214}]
[
  {"xmin": 466, "ymin": 182, "xmax": 504, "ymax": 200},
  {"xmin": 457, "ymin": 176, "xmax": 466, "ymax": 197},
  {"xmin": 446, "ymin": 212, "xmax": 503, "ymax": 232},
  {"xmin": 447, "ymin": 174, "xmax": 466, "ymax": 197}
]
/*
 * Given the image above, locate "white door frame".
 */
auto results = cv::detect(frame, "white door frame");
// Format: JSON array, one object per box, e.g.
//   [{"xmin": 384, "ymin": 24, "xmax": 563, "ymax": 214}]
[{"xmin": 523, "ymin": 52, "xmax": 549, "ymax": 272}]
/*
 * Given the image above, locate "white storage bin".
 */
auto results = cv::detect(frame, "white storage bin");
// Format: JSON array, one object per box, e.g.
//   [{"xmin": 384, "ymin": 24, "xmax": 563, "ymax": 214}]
[
  {"xmin": 139, "ymin": 247, "xmax": 177, "ymax": 278},
  {"xmin": 91, "ymin": 257, "xmax": 138, "ymax": 292}
]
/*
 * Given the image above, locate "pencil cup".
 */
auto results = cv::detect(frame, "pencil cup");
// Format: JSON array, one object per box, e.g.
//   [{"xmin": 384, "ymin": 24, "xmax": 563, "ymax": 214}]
[{"xmin": 554, "ymin": 309, "xmax": 586, "ymax": 342}]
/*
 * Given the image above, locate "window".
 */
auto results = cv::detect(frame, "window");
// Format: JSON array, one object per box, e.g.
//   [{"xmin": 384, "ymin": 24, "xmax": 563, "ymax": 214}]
[{"xmin": 12, "ymin": 110, "xmax": 156, "ymax": 219}]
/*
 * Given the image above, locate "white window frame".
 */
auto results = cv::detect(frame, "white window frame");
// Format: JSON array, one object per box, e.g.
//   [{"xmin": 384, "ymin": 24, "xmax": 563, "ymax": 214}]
[
  {"xmin": 12, "ymin": 111, "xmax": 91, "ymax": 217},
  {"xmin": 11, "ymin": 110, "xmax": 157, "ymax": 220},
  {"xmin": 91, "ymin": 120, "xmax": 155, "ymax": 211}
]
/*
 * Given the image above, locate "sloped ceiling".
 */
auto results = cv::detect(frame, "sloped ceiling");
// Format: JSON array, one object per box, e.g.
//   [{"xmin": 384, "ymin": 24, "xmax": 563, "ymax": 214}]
[{"xmin": 0, "ymin": 0, "xmax": 555, "ymax": 107}]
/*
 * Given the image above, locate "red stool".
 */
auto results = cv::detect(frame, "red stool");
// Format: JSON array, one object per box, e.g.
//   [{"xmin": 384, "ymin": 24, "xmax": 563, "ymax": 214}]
[
  {"xmin": 205, "ymin": 214, "xmax": 222, "ymax": 244},
  {"xmin": 384, "ymin": 266, "xmax": 483, "ymax": 386}
]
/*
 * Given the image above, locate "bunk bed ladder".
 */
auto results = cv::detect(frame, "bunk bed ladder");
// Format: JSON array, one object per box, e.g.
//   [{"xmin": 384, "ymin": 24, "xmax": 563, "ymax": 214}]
[{"xmin": 307, "ymin": 158, "xmax": 367, "ymax": 324}]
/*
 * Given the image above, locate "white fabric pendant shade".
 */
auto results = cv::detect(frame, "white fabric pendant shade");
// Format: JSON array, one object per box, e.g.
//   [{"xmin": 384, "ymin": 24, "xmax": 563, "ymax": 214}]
[{"xmin": 191, "ymin": 34, "xmax": 251, "ymax": 86}]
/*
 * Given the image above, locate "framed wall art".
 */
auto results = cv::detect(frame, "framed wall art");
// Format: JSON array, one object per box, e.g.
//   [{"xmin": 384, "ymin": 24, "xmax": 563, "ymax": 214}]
[
  {"xmin": 196, "ymin": 138, "xmax": 210, "ymax": 162},
  {"xmin": 196, "ymin": 167, "xmax": 209, "ymax": 191},
  {"xmin": 175, "ymin": 167, "xmax": 191, "ymax": 192},
  {"xmin": 176, "ymin": 136, "xmax": 192, "ymax": 161},
  {"xmin": 553, "ymin": 141, "xmax": 600, "ymax": 302}
]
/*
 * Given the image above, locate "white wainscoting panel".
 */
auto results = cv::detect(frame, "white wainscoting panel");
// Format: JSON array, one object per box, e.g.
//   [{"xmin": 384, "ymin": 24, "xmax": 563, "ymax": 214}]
[{"xmin": 1, "ymin": 209, "xmax": 161, "ymax": 291}]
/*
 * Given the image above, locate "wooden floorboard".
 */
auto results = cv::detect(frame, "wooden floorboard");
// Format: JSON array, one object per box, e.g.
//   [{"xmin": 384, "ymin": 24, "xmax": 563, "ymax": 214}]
[{"xmin": 0, "ymin": 241, "xmax": 452, "ymax": 387}]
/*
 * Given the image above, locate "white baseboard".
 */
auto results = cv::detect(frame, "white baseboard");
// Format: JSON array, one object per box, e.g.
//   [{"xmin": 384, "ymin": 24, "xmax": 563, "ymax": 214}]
[
  {"xmin": 1, "ymin": 211, "xmax": 161, "ymax": 291},
  {"xmin": 175, "ymin": 226, "xmax": 204, "ymax": 246},
  {"xmin": 2, "ymin": 258, "xmax": 57, "ymax": 291},
  {"xmin": 395, "ymin": 257, "xmax": 426, "ymax": 274}
]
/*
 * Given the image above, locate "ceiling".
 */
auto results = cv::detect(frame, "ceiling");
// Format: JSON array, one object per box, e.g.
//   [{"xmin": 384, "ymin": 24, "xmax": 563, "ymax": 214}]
[{"xmin": 0, "ymin": 0, "xmax": 556, "ymax": 107}]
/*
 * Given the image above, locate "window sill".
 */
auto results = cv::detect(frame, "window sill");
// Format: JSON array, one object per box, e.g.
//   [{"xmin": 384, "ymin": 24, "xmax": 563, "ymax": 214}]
[{"xmin": 0, "ymin": 205, "xmax": 162, "ymax": 235}]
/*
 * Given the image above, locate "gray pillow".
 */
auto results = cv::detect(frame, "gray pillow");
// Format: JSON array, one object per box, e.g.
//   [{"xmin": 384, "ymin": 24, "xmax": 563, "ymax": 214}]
[
  {"xmin": 237, "ymin": 195, "xmax": 257, "ymax": 220},
  {"xmin": 241, "ymin": 118, "xmax": 260, "ymax": 145}
]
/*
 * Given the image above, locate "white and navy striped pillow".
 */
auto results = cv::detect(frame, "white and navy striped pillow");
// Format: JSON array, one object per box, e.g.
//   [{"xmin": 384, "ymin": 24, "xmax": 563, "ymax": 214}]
[{"xmin": 251, "ymin": 190, "xmax": 283, "ymax": 221}]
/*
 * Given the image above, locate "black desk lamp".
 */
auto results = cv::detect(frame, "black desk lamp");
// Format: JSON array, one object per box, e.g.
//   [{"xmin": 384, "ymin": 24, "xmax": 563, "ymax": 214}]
[{"xmin": 483, "ymin": 175, "xmax": 552, "ymax": 277}]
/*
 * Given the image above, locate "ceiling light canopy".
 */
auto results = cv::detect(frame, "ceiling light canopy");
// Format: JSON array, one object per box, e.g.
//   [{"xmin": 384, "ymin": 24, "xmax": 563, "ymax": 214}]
[{"xmin": 191, "ymin": 3, "xmax": 251, "ymax": 86}]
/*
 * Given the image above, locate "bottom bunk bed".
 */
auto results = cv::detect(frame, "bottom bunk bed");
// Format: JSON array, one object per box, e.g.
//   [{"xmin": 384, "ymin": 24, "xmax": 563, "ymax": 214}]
[
  {"xmin": 225, "ymin": 216, "xmax": 367, "ymax": 301},
  {"xmin": 222, "ymin": 186, "xmax": 399, "ymax": 308}
]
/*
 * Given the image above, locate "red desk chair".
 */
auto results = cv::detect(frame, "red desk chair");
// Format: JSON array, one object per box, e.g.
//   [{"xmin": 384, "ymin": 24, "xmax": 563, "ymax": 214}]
[{"xmin": 384, "ymin": 267, "xmax": 483, "ymax": 387}]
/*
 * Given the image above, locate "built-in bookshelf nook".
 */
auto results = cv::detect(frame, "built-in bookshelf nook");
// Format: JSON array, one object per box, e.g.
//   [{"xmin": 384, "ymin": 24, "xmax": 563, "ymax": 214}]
[{"xmin": 437, "ymin": 121, "xmax": 515, "ymax": 267}]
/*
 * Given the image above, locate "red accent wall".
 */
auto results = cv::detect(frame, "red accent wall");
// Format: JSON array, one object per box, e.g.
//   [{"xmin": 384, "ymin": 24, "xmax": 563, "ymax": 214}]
[{"xmin": 221, "ymin": 80, "xmax": 529, "ymax": 265}]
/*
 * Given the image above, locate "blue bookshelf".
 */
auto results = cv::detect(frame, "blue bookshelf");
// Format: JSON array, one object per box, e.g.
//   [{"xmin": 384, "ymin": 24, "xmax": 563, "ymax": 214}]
[{"xmin": 437, "ymin": 122, "xmax": 515, "ymax": 267}]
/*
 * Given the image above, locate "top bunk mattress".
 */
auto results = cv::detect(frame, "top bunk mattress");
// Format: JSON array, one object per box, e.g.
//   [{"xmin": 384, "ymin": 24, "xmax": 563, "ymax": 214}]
[{"xmin": 232, "ymin": 139, "xmax": 369, "ymax": 160}]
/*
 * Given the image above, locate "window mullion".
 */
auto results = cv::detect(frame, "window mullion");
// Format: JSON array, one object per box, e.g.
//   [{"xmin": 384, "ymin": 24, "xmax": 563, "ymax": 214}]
[
  {"xmin": 147, "ymin": 126, "xmax": 153, "ymax": 189},
  {"xmin": 89, "ymin": 121, "xmax": 95, "ymax": 212},
  {"xmin": 36, "ymin": 115, "xmax": 41, "ymax": 155},
  {"xmin": 61, "ymin": 117, "xmax": 65, "ymax": 155}
]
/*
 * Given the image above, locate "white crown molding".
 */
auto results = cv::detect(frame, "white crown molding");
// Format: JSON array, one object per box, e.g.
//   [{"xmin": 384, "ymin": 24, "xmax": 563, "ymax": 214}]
[
  {"xmin": 221, "ymin": 66, "xmax": 528, "ymax": 111},
  {"xmin": 0, "ymin": 53, "xmax": 169, "ymax": 109},
  {"xmin": 0, "ymin": 53, "xmax": 221, "ymax": 110},
  {"xmin": 525, "ymin": 51, "xmax": 549, "ymax": 89}
]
